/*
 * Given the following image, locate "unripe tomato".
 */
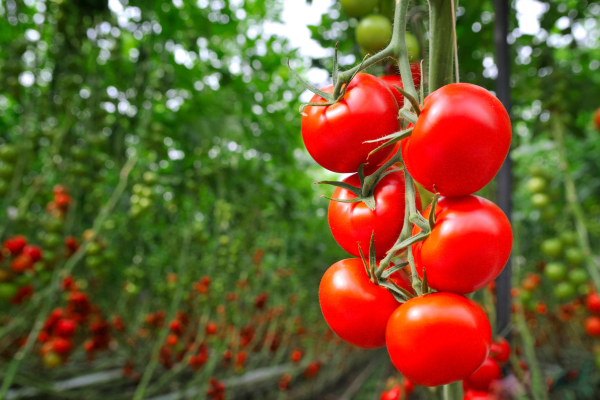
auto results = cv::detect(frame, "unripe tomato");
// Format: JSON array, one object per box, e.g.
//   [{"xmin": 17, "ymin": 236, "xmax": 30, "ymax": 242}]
[
  {"xmin": 43, "ymin": 352, "xmax": 62, "ymax": 368},
  {"xmin": 301, "ymin": 74, "xmax": 398, "ymax": 173},
  {"xmin": 565, "ymin": 248, "xmax": 584, "ymax": 266},
  {"xmin": 560, "ymin": 231, "xmax": 578, "ymax": 247},
  {"xmin": 356, "ymin": 15, "xmax": 392, "ymax": 54},
  {"xmin": 340, "ymin": 0, "xmax": 377, "ymax": 18},
  {"xmin": 585, "ymin": 316, "xmax": 600, "ymax": 337},
  {"xmin": 586, "ymin": 293, "xmax": 600, "ymax": 313},
  {"xmin": 0, "ymin": 144, "xmax": 17, "ymax": 162},
  {"xmin": 405, "ymin": 32, "xmax": 420, "ymax": 62},
  {"xmin": 554, "ymin": 282, "xmax": 576, "ymax": 300},
  {"xmin": 386, "ymin": 293, "xmax": 492, "ymax": 387},
  {"xmin": 319, "ymin": 258, "xmax": 411, "ymax": 349},
  {"xmin": 328, "ymin": 170, "xmax": 421, "ymax": 259},
  {"xmin": 0, "ymin": 283, "xmax": 18, "ymax": 300},
  {"xmin": 526, "ymin": 177, "xmax": 547, "ymax": 193},
  {"xmin": 541, "ymin": 238, "xmax": 562, "ymax": 258},
  {"xmin": 568, "ymin": 268, "xmax": 588, "ymax": 285},
  {"xmin": 544, "ymin": 262, "xmax": 567, "ymax": 282},
  {"xmin": 489, "ymin": 337, "xmax": 511, "ymax": 363},
  {"xmin": 413, "ymin": 195, "xmax": 512, "ymax": 294},
  {"xmin": 401, "ymin": 83, "xmax": 511, "ymax": 196},
  {"xmin": 463, "ymin": 357, "xmax": 502, "ymax": 392},
  {"xmin": 531, "ymin": 193, "xmax": 550, "ymax": 209}
]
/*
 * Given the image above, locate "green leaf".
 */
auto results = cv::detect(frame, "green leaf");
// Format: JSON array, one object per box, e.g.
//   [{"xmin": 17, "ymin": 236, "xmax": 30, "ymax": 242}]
[
  {"xmin": 381, "ymin": 262, "xmax": 409, "ymax": 279},
  {"xmin": 315, "ymin": 180, "xmax": 362, "ymax": 197},
  {"xmin": 287, "ymin": 59, "xmax": 333, "ymax": 102}
]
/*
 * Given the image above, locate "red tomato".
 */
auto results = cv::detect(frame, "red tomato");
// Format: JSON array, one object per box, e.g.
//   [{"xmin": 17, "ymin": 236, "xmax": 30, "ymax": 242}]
[
  {"xmin": 463, "ymin": 357, "xmax": 502, "ymax": 392},
  {"xmin": 380, "ymin": 385, "xmax": 401, "ymax": 400},
  {"xmin": 11, "ymin": 254, "xmax": 33, "ymax": 273},
  {"xmin": 386, "ymin": 293, "xmax": 492, "ymax": 387},
  {"xmin": 594, "ymin": 108, "xmax": 600, "ymax": 131},
  {"xmin": 51, "ymin": 337, "xmax": 73, "ymax": 354},
  {"xmin": 401, "ymin": 83, "xmax": 511, "ymax": 196},
  {"xmin": 463, "ymin": 390, "xmax": 489, "ymax": 400},
  {"xmin": 328, "ymin": 170, "xmax": 421, "ymax": 259},
  {"xmin": 302, "ymin": 73, "xmax": 398, "ymax": 173},
  {"xmin": 586, "ymin": 292, "xmax": 600, "ymax": 314},
  {"xmin": 402, "ymin": 376, "xmax": 416, "ymax": 395},
  {"xmin": 412, "ymin": 195, "xmax": 512, "ymax": 294},
  {"xmin": 4, "ymin": 235, "xmax": 27, "ymax": 255},
  {"xmin": 489, "ymin": 337, "xmax": 510, "ymax": 363},
  {"xmin": 55, "ymin": 319, "xmax": 77, "ymax": 337},
  {"xmin": 585, "ymin": 316, "xmax": 600, "ymax": 337},
  {"xmin": 319, "ymin": 258, "xmax": 411, "ymax": 349}
]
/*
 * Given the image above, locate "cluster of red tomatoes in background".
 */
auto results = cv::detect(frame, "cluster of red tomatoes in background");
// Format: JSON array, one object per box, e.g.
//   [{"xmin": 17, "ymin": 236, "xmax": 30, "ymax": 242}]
[{"xmin": 300, "ymin": 38, "xmax": 513, "ymax": 387}]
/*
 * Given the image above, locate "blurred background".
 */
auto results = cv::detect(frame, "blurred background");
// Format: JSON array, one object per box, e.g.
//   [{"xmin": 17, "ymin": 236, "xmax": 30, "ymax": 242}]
[{"xmin": 1, "ymin": 0, "xmax": 600, "ymax": 399}]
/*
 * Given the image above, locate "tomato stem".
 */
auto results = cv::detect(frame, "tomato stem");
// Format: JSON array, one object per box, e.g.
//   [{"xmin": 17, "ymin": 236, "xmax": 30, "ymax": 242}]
[
  {"xmin": 442, "ymin": 381, "xmax": 463, "ymax": 400},
  {"xmin": 427, "ymin": 0, "xmax": 458, "ymax": 92}
]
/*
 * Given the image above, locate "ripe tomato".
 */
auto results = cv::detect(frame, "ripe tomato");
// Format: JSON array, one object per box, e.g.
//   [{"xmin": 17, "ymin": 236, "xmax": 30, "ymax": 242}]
[
  {"xmin": 463, "ymin": 357, "xmax": 502, "ymax": 392},
  {"xmin": 586, "ymin": 293, "xmax": 600, "ymax": 313},
  {"xmin": 356, "ymin": 15, "xmax": 392, "ymax": 54},
  {"xmin": 489, "ymin": 337, "xmax": 510, "ymax": 363},
  {"xmin": 340, "ymin": 0, "xmax": 377, "ymax": 18},
  {"xmin": 380, "ymin": 385, "xmax": 401, "ymax": 400},
  {"xmin": 55, "ymin": 319, "xmax": 77, "ymax": 337},
  {"xmin": 319, "ymin": 258, "xmax": 411, "ymax": 349},
  {"xmin": 328, "ymin": 170, "xmax": 421, "ymax": 259},
  {"xmin": 4, "ymin": 235, "xmax": 27, "ymax": 255},
  {"xmin": 594, "ymin": 107, "xmax": 600, "ymax": 131},
  {"xmin": 403, "ymin": 377, "xmax": 415, "ymax": 395},
  {"xmin": 463, "ymin": 390, "xmax": 490, "ymax": 400},
  {"xmin": 302, "ymin": 73, "xmax": 398, "ymax": 173},
  {"xmin": 22, "ymin": 245, "xmax": 43, "ymax": 263},
  {"xmin": 386, "ymin": 293, "xmax": 492, "ymax": 387},
  {"xmin": 401, "ymin": 83, "xmax": 511, "ymax": 196},
  {"xmin": 412, "ymin": 195, "xmax": 512, "ymax": 294},
  {"xmin": 585, "ymin": 316, "xmax": 600, "ymax": 337}
]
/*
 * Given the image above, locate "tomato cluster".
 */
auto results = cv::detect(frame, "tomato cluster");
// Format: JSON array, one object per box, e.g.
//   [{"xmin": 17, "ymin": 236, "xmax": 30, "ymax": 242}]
[{"xmin": 299, "ymin": 24, "xmax": 512, "ymax": 385}]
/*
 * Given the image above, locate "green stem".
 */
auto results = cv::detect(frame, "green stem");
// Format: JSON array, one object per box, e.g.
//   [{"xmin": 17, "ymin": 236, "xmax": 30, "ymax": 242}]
[
  {"xmin": 443, "ymin": 381, "xmax": 463, "ymax": 400},
  {"xmin": 427, "ymin": 0, "xmax": 457, "ymax": 92},
  {"xmin": 551, "ymin": 116, "xmax": 600, "ymax": 290}
]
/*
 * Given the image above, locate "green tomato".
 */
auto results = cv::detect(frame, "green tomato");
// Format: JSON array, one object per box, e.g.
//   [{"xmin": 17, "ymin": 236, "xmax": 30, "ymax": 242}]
[
  {"xmin": 340, "ymin": 0, "xmax": 377, "ymax": 18},
  {"xmin": 578, "ymin": 284, "xmax": 591, "ymax": 296},
  {"xmin": 143, "ymin": 171, "xmax": 159, "ymax": 184},
  {"xmin": 531, "ymin": 193, "xmax": 550, "ymax": 209},
  {"xmin": 0, "ymin": 163, "xmax": 15, "ymax": 179},
  {"xmin": 554, "ymin": 282, "xmax": 576, "ymax": 300},
  {"xmin": 568, "ymin": 268, "xmax": 588, "ymax": 285},
  {"xmin": 528, "ymin": 165, "xmax": 547, "ymax": 177},
  {"xmin": 565, "ymin": 248, "xmax": 584, "ymax": 266},
  {"xmin": 405, "ymin": 32, "xmax": 420, "ymax": 62},
  {"xmin": 519, "ymin": 289, "xmax": 533, "ymax": 303},
  {"xmin": 0, "ymin": 145, "xmax": 18, "ymax": 162},
  {"xmin": 544, "ymin": 262, "xmax": 567, "ymax": 282},
  {"xmin": 43, "ymin": 233, "xmax": 62, "ymax": 249},
  {"xmin": 85, "ymin": 242, "xmax": 102, "ymax": 256},
  {"xmin": 86, "ymin": 255, "xmax": 104, "ymax": 269},
  {"xmin": 356, "ymin": 15, "xmax": 392, "ymax": 55},
  {"xmin": 541, "ymin": 238, "xmax": 562, "ymax": 258},
  {"xmin": 44, "ymin": 217, "xmax": 64, "ymax": 233},
  {"xmin": 560, "ymin": 231, "xmax": 578, "ymax": 247},
  {"xmin": 526, "ymin": 177, "xmax": 547, "ymax": 194},
  {"xmin": 541, "ymin": 205, "xmax": 558, "ymax": 221},
  {"xmin": 0, "ymin": 283, "xmax": 17, "ymax": 300}
]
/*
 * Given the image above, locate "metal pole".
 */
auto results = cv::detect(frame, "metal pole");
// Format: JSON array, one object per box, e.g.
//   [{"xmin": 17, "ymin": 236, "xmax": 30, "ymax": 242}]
[{"xmin": 493, "ymin": 0, "xmax": 512, "ymax": 338}]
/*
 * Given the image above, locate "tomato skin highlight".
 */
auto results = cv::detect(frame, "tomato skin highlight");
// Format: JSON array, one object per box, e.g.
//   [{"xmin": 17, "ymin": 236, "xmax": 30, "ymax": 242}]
[
  {"xmin": 412, "ymin": 195, "xmax": 512, "ymax": 294},
  {"xmin": 401, "ymin": 83, "xmax": 511, "ymax": 196},
  {"xmin": 328, "ymin": 170, "xmax": 421, "ymax": 259},
  {"xmin": 386, "ymin": 292, "xmax": 492, "ymax": 387},
  {"xmin": 301, "ymin": 74, "xmax": 398, "ymax": 173},
  {"xmin": 319, "ymin": 258, "xmax": 410, "ymax": 349}
]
